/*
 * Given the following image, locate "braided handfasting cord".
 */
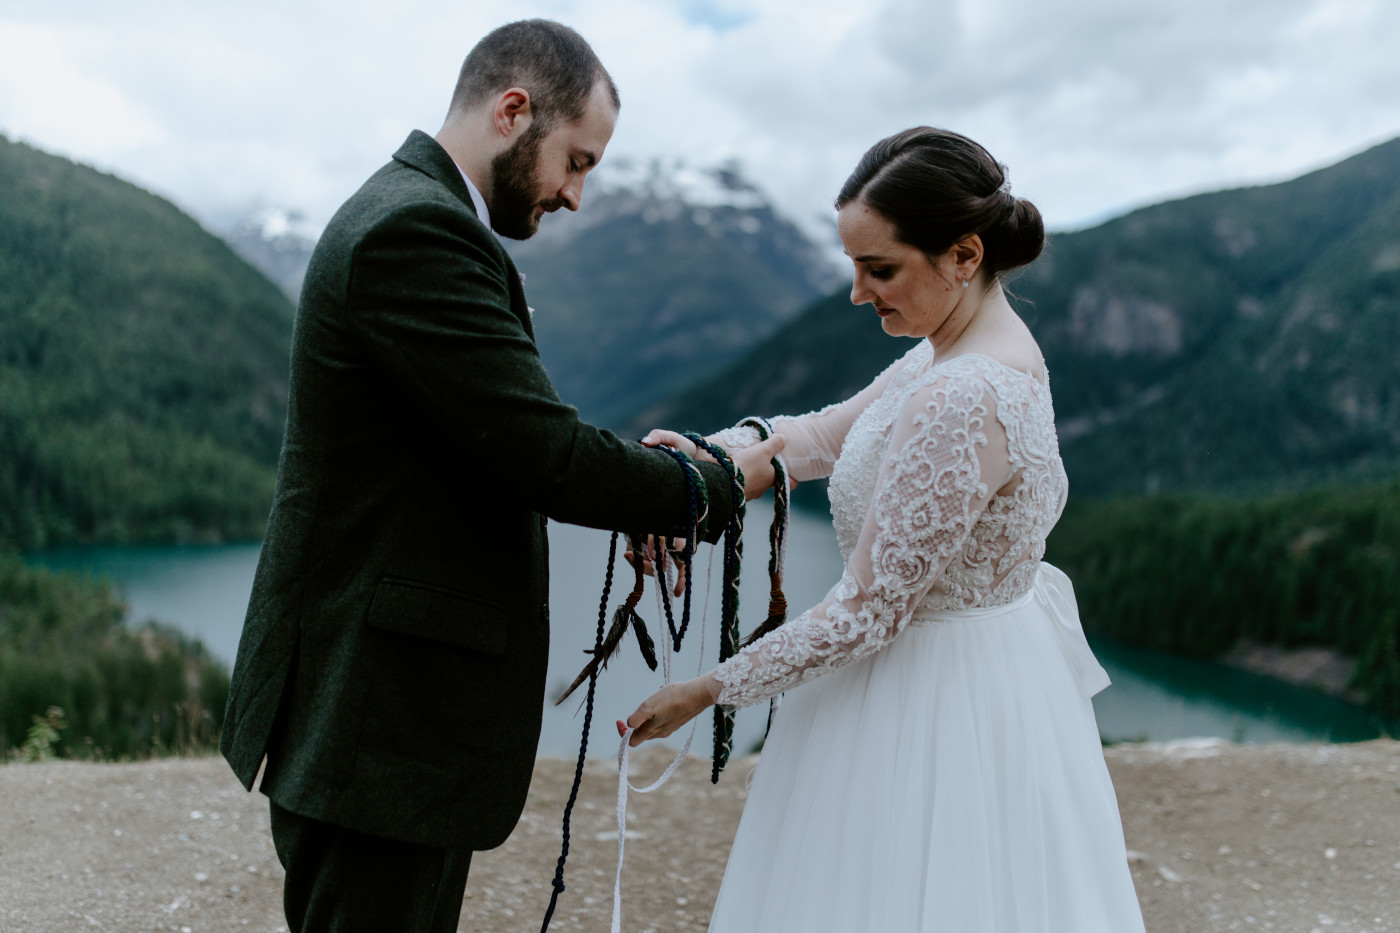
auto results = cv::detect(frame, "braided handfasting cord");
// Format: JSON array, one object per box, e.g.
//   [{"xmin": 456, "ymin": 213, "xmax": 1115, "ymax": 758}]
[
  {"xmin": 736, "ymin": 416, "xmax": 791, "ymax": 651},
  {"xmin": 552, "ymin": 444, "xmax": 709, "ymax": 706},
  {"xmin": 683, "ymin": 433, "xmax": 746, "ymax": 782},
  {"xmin": 731, "ymin": 417, "xmax": 791, "ymax": 739},
  {"xmin": 602, "ymin": 443, "xmax": 707, "ymax": 933},
  {"xmin": 541, "ymin": 444, "xmax": 704, "ymax": 933},
  {"xmin": 652, "ymin": 445, "xmax": 705, "ymax": 651},
  {"xmin": 552, "ymin": 540, "xmax": 658, "ymax": 705},
  {"xmin": 540, "ymin": 531, "xmax": 619, "ymax": 933}
]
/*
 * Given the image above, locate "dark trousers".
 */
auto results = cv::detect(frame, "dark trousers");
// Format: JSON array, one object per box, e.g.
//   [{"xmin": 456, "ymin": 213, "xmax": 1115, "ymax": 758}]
[{"xmin": 270, "ymin": 801, "xmax": 472, "ymax": 933}]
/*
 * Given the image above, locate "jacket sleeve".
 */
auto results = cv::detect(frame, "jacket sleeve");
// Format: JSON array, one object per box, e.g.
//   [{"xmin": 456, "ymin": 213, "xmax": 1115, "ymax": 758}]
[{"xmin": 343, "ymin": 198, "xmax": 733, "ymax": 541}]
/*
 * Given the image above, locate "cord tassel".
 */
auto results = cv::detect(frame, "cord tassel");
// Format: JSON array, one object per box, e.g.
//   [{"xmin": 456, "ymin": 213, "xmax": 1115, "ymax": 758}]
[
  {"xmin": 621, "ymin": 545, "xmax": 658, "ymax": 671},
  {"xmin": 738, "ymin": 571, "xmax": 788, "ymax": 649}
]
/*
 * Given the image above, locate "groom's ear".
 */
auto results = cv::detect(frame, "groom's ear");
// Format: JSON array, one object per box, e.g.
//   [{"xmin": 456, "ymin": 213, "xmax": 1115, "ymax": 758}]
[{"xmin": 493, "ymin": 87, "xmax": 535, "ymax": 141}]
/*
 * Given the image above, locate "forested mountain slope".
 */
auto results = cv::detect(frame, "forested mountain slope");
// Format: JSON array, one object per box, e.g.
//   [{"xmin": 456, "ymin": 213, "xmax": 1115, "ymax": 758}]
[
  {"xmin": 632, "ymin": 137, "xmax": 1400, "ymax": 498},
  {"xmin": 507, "ymin": 158, "xmax": 837, "ymax": 427},
  {"xmin": 0, "ymin": 137, "xmax": 294, "ymax": 547}
]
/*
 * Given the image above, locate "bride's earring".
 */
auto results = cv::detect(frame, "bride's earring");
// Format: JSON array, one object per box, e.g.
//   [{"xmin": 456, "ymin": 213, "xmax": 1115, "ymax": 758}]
[{"xmin": 962, "ymin": 276, "xmax": 969, "ymax": 289}]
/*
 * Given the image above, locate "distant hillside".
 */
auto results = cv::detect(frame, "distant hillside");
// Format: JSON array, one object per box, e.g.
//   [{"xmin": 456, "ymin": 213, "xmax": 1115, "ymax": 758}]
[
  {"xmin": 507, "ymin": 157, "xmax": 839, "ymax": 427},
  {"xmin": 0, "ymin": 136, "xmax": 293, "ymax": 548},
  {"xmin": 622, "ymin": 288, "xmax": 917, "ymax": 438},
  {"xmin": 632, "ymin": 138, "xmax": 1400, "ymax": 497},
  {"xmin": 225, "ymin": 207, "xmax": 317, "ymax": 301},
  {"xmin": 1026, "ymin": 136, "xmax": 1400, "ymax": 495},
  {"xmin": 224, "ymin": 158, "xmax": 839, "ymax": 431}
]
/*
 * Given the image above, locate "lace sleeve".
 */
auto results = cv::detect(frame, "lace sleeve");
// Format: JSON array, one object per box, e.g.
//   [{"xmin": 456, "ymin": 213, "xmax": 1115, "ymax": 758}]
[
  {"xmin": 712, "ymin": 368, "xmax": 1015, "ymax": 708},
  {"xmin": 708, "ymin": 350, "xmax": 917, "ymax": 482}
]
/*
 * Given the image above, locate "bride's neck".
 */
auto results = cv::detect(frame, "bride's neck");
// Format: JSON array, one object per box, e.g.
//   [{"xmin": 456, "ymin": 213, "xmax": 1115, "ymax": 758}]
[{"xmin": 927, "ymin": 281, "xmax": 1010, "ymax": 358}]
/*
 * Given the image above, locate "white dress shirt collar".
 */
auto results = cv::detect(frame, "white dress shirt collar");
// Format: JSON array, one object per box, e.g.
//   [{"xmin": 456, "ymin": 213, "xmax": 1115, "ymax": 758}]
[{"xmin": 453, "ymin": 161, "xmax": 491, "ymax": 231}]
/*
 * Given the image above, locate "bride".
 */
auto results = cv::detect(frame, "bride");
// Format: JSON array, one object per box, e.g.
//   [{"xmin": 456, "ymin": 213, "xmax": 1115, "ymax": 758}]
[{"xmin": 622, "ymin": 127, "xmax": 1147, "ymax": 932}]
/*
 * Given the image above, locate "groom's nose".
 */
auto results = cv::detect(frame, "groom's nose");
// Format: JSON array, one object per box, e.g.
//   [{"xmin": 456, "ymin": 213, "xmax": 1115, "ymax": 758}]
[{"xmin": 559, "ymin": 180, "xmax": 582, "ymax": 212}]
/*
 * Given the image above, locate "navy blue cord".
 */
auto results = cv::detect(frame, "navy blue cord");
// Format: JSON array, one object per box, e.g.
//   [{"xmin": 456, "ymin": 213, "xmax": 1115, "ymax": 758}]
[
  {"xmin": 540, "ymin": 443, "xmax": 711, "ymax": 930},
  {"xmin": 540, "ymin": 531, "xmax": 618, "ymax": 933},
  {"xmin": 652, "ymin": 444, "xmax": 701, "ymax": 650},
  {"xmin": 684, "ymin": 434, "xmax": 745, "ymax": 782}
]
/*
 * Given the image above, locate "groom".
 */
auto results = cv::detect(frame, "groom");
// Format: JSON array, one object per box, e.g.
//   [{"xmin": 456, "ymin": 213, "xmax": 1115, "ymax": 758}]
[{"xmin": 220, "ymin": 19, "xmax": 782, "ymax": 932}]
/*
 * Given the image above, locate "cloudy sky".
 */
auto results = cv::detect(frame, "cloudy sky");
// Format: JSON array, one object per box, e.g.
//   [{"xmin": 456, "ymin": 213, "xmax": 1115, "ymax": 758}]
[{"xmin": 3, "ymin": 0, "xmax": 1398, "ymax": 246}]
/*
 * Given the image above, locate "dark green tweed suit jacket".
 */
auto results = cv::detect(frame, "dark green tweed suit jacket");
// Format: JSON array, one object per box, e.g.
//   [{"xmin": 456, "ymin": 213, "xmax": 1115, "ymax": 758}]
[{"xmin": 221, "ymin": 130, "xmax": 735, "ymax": 851}]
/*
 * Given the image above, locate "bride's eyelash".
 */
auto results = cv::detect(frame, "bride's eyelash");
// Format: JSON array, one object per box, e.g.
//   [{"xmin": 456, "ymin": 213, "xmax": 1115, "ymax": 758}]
[{"xmin": 870, "ymin": 267, "xmax": 894, "ymax": 280}]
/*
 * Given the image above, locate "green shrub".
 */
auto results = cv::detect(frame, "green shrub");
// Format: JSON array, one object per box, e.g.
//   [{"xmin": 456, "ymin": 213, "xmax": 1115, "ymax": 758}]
[{"xmin": 0, "ymin": 552, "xmax": 229, "ymax": 760}]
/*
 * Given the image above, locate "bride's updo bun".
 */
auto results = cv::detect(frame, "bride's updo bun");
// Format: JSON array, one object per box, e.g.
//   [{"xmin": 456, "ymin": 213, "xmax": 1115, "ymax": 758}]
[{"xmin": 836, "ymin": 127, "xmax": 1045, "ymax": 278}]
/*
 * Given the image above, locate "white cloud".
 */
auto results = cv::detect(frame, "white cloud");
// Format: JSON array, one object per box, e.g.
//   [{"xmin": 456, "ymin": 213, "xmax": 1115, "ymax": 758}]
[
  {"xmin": 1, "ymin": 0, "xmax": 1398, "ymax": 242},
  {"xmin": 0, "ymin": 22, "xmax": 168, "ymax": 156}
]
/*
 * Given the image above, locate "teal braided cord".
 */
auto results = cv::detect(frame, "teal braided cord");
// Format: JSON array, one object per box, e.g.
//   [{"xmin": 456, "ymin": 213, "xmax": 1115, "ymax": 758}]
[
  {"xmin": 684, "ymin": 433, "xmax": 744, "ymax": 781},
  {"xmin": 737, "ymin": 416, "xmax": 791, "ymax": 741},
  {"xmin": 652, "ymin": 444, "xmax": 701, "ymax": 649},
  {"xmin": 737, "ymin": 417, "xmax": 790, "ymax": 583}
]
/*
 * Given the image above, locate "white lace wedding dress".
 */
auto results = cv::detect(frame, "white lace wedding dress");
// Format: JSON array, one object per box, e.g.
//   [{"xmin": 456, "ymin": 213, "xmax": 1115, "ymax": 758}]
[{"xmin": 705, "ymin": 342, "xmax": 1145, "ymax": 933}]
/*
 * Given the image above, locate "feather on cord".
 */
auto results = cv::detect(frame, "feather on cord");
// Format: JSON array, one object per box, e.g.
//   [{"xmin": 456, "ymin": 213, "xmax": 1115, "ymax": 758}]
[
  {"xmin": 542, "ymin": 443, "xmax": 713, "ymax": 932},
  {"xmin": 556, "ymin": 536, "xmax": 658, "ymax": 706}
]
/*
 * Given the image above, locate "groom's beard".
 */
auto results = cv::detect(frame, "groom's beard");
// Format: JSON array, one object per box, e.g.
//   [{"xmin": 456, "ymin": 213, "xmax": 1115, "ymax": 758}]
[{"xmin": 489, "ymin": 123, "xmax": 565, "ymax": 240}]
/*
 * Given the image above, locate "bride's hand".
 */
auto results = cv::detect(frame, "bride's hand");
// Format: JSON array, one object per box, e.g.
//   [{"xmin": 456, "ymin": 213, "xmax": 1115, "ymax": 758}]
[
  {"xmin": 642, "ymin": 428, "xmax": 792, "ymax": 502},
  {"xmin": 731, "ymin": 434, "xmax": 788, "ymax": 500},
  {"xmin": 618, "ymin": 674, "xmax": 721, "ymax": 747},
  {"xmin": 641, "ymin": 428, "xmax": 713, "ymax": 463}
]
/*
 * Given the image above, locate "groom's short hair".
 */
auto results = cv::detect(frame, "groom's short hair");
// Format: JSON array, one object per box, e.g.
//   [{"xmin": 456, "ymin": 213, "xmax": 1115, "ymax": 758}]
[{"xmin": 449, "ymin": 20, "xmax": 620, "ymax": 131}]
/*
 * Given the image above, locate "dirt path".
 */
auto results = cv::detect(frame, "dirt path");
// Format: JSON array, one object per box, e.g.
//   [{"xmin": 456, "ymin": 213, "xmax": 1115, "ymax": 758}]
[{"xmin": 2, "ymin": 740, "xmax": 1398, "ymax": 932}]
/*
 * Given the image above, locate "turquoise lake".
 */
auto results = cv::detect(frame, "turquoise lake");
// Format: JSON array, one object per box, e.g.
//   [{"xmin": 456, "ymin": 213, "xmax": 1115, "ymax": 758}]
[{"xmin": 29, "ymin": 501, "xmax": 1392, "ymax": 758}]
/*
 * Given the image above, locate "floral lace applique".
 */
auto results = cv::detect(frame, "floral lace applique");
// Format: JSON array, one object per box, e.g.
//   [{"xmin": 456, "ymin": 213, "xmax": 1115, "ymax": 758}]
[{"xmin": 713, "ymin": 352, "xmax": 1067, "ymax": 709}]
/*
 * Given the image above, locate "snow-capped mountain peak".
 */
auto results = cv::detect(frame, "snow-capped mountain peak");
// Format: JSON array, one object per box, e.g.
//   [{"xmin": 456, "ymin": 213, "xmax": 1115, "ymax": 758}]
[
  {"xmin": 592, "ymin": 156, "xmax": 767, "ymax": 211},
  {"xmin": 227, "ymin": 207, "xmax": 318, "ymax": 299},
  {"xmin": 236, "ymin": 207, "xmax": 319, "ymax": 246}
]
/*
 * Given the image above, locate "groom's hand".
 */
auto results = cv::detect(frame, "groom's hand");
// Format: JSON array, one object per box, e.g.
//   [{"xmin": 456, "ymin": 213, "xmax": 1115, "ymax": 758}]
[
  {"xmin": 640, "ymin": 428, "xmax": 792, "ymax": 501},
  {"xmin": 625, "ymin": 536, "xmax": 690, "ymax": 596}
]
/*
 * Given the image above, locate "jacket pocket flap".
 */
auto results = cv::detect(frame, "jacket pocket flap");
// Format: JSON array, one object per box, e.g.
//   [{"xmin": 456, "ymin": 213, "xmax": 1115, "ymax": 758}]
[{"xmin": 366, "ymin": 578, "xmax": 509, "ymax": 655}]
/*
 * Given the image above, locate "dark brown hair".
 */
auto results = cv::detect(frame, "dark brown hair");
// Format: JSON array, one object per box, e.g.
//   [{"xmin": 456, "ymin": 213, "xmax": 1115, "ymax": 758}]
[
  {"xmin": 448, "ymin": 20, "xmax": 620, "ymax": 131},
  {"xmin": 836, "ymin": 127, "xmax": 1045, "ymax": 278}
]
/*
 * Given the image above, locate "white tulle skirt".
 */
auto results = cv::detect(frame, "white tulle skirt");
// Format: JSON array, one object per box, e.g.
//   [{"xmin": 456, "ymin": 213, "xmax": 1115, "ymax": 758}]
[{"xmin": 707, "ymin": 564, "xmax": 1145, "ymax": 933}]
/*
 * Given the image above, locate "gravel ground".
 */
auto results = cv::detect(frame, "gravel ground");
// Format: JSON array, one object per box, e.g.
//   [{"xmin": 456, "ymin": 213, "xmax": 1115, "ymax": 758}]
[{"xmin": 2, "ymin": 739, "xmax": 1398, "ymax": 932}]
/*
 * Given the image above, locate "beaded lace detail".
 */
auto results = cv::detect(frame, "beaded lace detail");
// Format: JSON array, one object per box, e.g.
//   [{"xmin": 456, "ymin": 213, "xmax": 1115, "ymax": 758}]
[{"xmin": 712, "ymin": 343, "xmax": 1068, "ymax": 708}]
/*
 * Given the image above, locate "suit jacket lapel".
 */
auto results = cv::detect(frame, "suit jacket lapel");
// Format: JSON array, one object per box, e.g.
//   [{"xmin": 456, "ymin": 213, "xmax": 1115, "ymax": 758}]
[
  {"xmin": 393, "ymin": 130, "xmax": 478, "ymax": 218},
  {"xmin": 389, "ymin": 130, "xmax": 536, "ymax": 344}
]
